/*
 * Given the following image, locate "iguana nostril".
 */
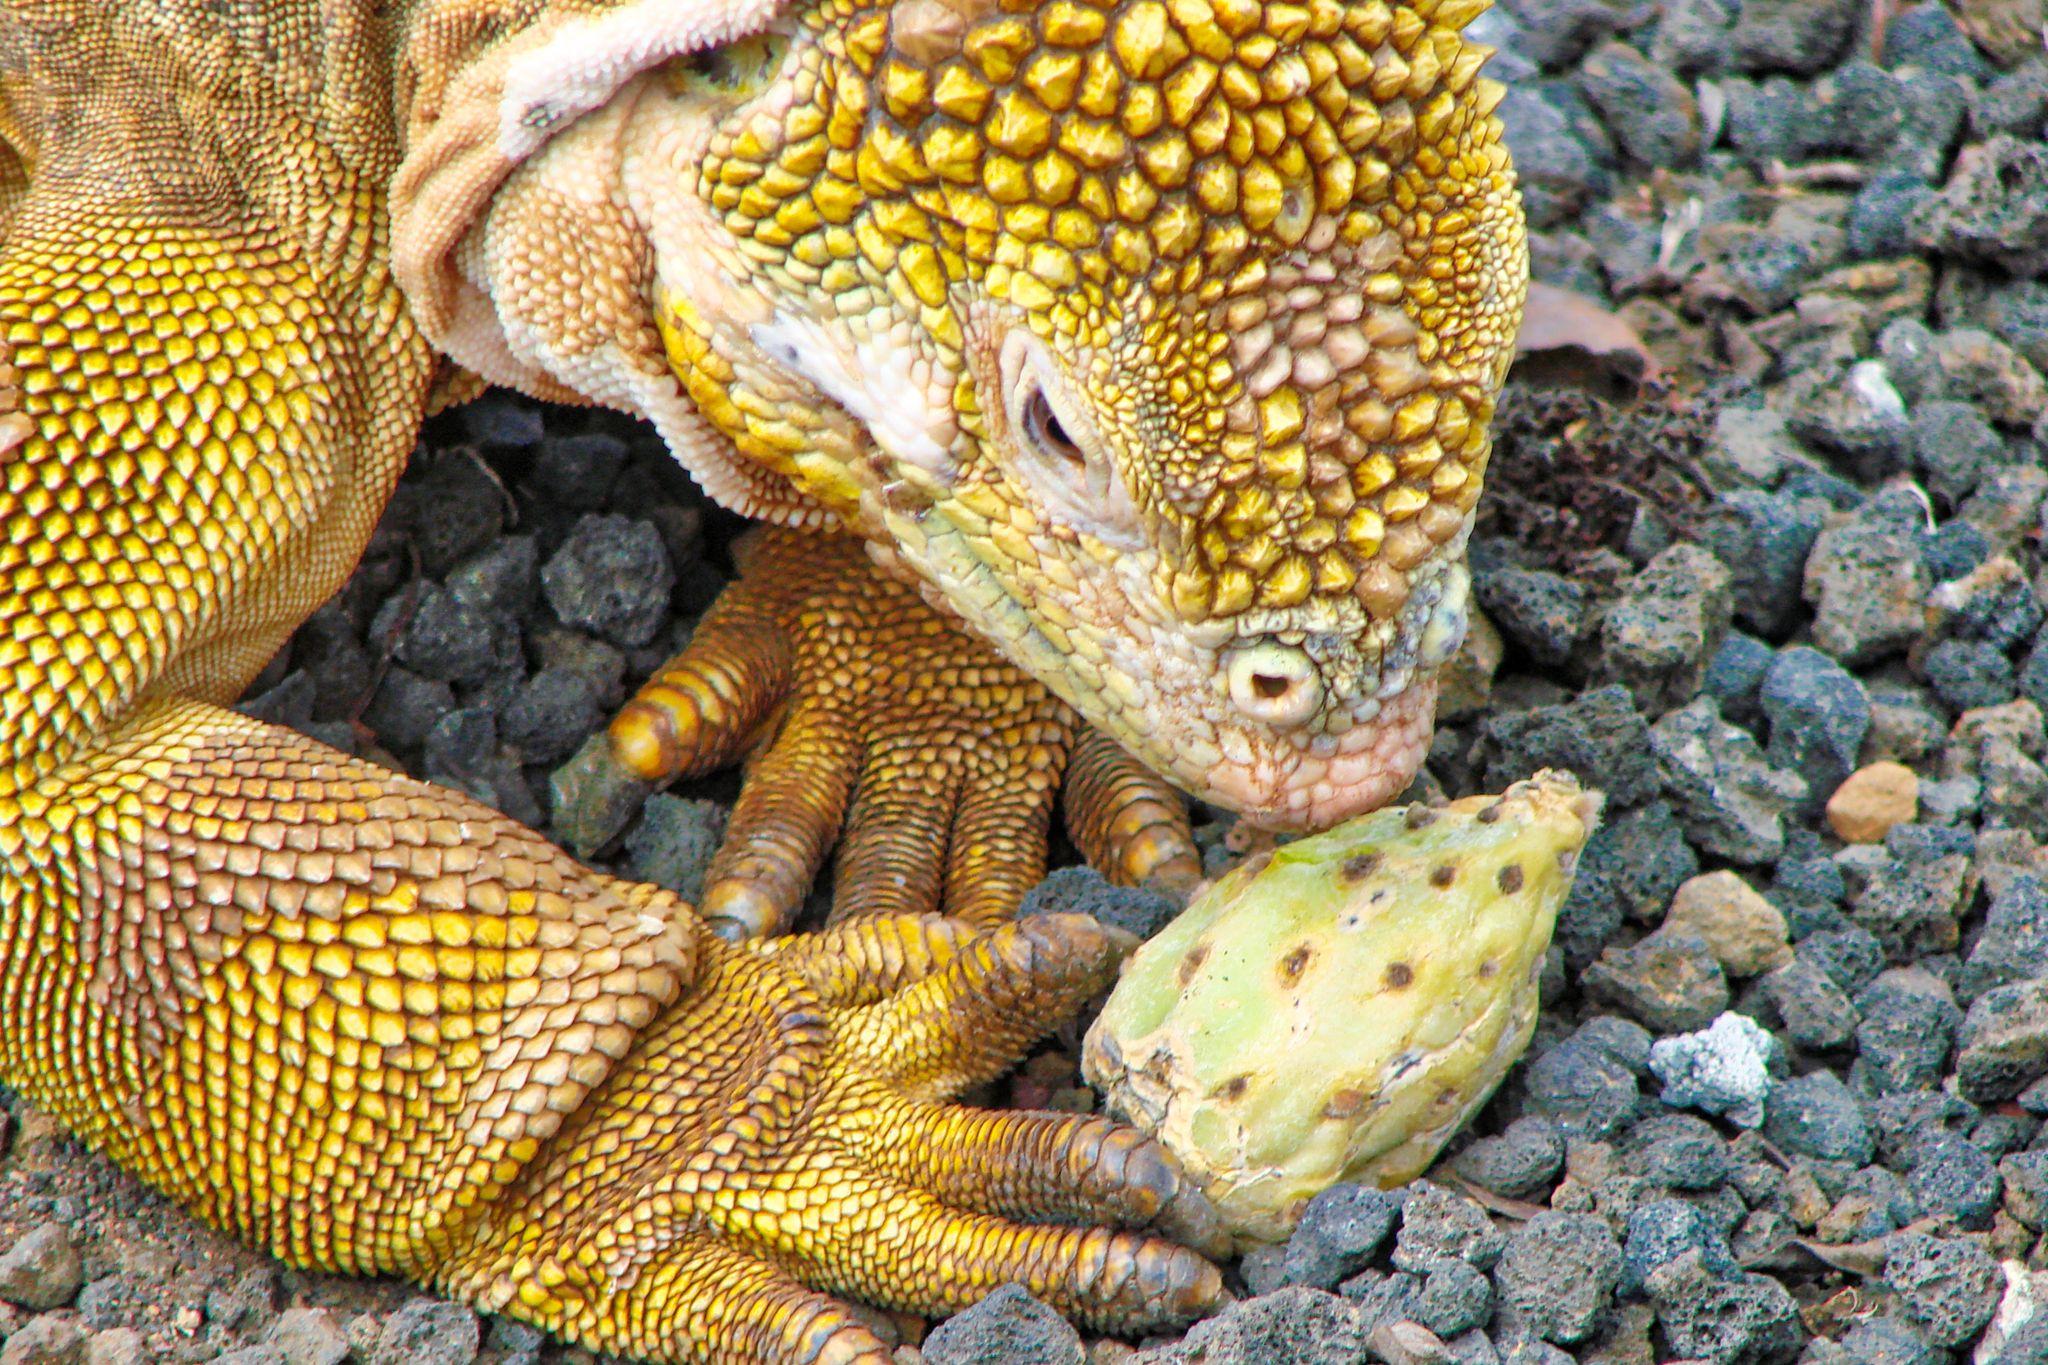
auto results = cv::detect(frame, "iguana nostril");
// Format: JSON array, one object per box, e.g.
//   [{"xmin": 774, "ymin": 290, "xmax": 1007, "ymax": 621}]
[{"xmin": 1225, "ymin": 640, "xmax": 1324, "ymax": 730}]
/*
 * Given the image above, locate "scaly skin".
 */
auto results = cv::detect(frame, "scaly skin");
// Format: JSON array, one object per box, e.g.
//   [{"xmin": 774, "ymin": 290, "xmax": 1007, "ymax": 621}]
[{"xmin": 0, "ymin": 0, "xmax": 1523, "ymax": 1361}]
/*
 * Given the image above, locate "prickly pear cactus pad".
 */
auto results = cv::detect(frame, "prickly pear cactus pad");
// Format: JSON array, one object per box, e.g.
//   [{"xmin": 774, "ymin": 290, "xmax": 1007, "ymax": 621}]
[{"xmin": 1082, "ymin": 772, "xmax": 1603, "ymax": 1248}]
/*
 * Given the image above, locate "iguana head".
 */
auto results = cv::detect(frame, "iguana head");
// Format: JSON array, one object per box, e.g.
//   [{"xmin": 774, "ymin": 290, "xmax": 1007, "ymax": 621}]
[
  {"xmin": 637, "ymin": 0, "xmax": 1525, "ymax": 828},
  {"xmin": 406, "ymin": 0, "xmax": 1524, "ymax": 830}
]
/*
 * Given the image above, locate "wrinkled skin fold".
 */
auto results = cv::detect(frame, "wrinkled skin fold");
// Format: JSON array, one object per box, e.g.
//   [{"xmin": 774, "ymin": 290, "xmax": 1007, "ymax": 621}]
[{"xmin": 0, "ymin": 0, "xmax": 1523, "ymax": 1361}]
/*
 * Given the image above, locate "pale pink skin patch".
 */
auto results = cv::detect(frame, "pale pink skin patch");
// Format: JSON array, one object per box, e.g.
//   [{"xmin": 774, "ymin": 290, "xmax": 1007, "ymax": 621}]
[{"xmin": 1200, "ymin": 678, "xmax": 1442, "ymax": 832}]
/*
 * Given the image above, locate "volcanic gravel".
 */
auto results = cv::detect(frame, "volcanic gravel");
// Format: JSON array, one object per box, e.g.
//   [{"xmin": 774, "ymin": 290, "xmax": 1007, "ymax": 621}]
[{"xmin": 5, "ymin": 4, "xmax": 2048, "ymax": 1363}]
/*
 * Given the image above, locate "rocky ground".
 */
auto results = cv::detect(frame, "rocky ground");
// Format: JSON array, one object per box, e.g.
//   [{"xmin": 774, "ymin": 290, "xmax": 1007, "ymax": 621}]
[{"xmin": 4, "ymin": 2, "xmax": 2048, "ymax": 1362}]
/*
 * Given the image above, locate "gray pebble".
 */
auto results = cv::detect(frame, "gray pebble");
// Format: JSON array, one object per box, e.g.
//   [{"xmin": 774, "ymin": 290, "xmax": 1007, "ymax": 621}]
[
  {"xmin": 0, "ymin": 1315, "xmax": 87, "ymax": 1365},
  {"xmin": 924, "ymin": 1285, "xmax": 1082, "ymax": 1365},
  {"xmin": 1584, "ymin": 930, "xmax": 1731, "ymax": 1035},
  {"xmin": 266, "ymin": 1308, "xmax": 349, "ymax": 1365},
  {"xmin": 1492, "ymin": 1211, "xmax": 1621, "ymax": 1345},
  {"xmin": 1147, "ymin": 1287, "xmax": 1369, "ymax": 1365},
  {"xmin": 1652, "ymin": 698, "xmax": 1808, "ymax": 864},
  {"xmin": 1883, "ymin": 1232, "xmax": 2003, "ymax": 1346},
  {"xmin": 365, "ymin": 1300, "xmax": 479, "ymax": 1365},
  {"xmin": 1955, "ymin": 977, "xmax": 2048, "ymax": 1103},
  {"xmin": 0, "ymin": 1226, "xmax": 82, "ymax": 1312}
]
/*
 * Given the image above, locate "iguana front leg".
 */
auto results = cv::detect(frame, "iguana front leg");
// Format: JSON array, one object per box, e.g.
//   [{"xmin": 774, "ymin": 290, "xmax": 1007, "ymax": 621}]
[{"xmin": 609, "ymin": 528, "xmax": 1200, "ymax": 936}]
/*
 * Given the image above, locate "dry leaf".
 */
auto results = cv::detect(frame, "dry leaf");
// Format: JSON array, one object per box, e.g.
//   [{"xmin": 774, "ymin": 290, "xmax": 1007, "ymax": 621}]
[{"xmin": 1514, "ymin": 281, "xmax": 1662, "ymax": 398}]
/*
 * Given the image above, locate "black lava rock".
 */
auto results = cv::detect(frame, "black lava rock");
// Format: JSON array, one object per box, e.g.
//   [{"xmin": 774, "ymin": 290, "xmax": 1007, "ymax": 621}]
[
  {"xmin": 1598, "ymin": 543, "xmax": 1734, "ymax": 714},
  {"xmin": 1452, "ymin": 1116, "xmax": 1566, "ymax": 1200},
  {"xmin": 1643, "ymin": 1254, "xmax": 1803, "ymax": 1364},
  {"xmin": 1620, "ymin": 1198, "xmax": 1739, "ymax": 1296},
  {"xmin": 1417, "ymin": 1261, "xmax": 1493, "ymax": 1339},
  {"xmin": 1242, "ymin": 1185, "xmax": 1402, "ymax": 1294},
  {"xmin": 1474, "ymin": 563, "xmax": 1590, "ymax": 667},
  {"xmin": 1150, "ymin": 1287, "xmax": 1369, "ymax": 1365},
  {"xmin": 1763, "ymin": 1071, "xmax": 1873, "ymax": 1164},
  {"xmin": 1583, "ymin": 930, "xmax": 1732, "ymax": 1034},
  {"xmin": 1853, "ymin": 968, "xmax": 1962, "ymax": 1093},
  {"xmin": 1759, "ymin": 648, "xmax": 1870, "ymax": 808},
  {"xmin": 1493, "ymin": 1211, "xmax": 1623, "ymax": 1345},
  {"xmin": 540, "ymin": 513, "xmax": 676, "ymax": 649},
  {"xmin": 1914, "ymin": 135, "xmax": 2048, "ymax": 276},
  {"xmin": 1702, "ymin": 632, "xmax": 1774, "ymax": 727},
  {"xmin": 364, "ymin": 667, "xmax": 456, "ymax": 753},
  {"xmin": 1956, "ymin": 978, "xmax": 2048, "ymax": 1103},
  {"xmin": 1554, "ymin": 800, "xmax": 1699, "ymax": 968},
  {"xmin": 624, "ymin": 796, "xmax": 729, "ymax": 905},
  {"xmin": 1921, "ymin": 638, "xmax": 2019, "ymax": 712},
  {"xmin": 1651, "ymin": 698, "xmax": 1809, "ymax": 864},
  {"xmin": 1391, "ymin": 1184, "xmax": 1507, "ymax": 1274},
  {"xmin": 498, "ymin": 667, "xmax": 606, "ymax": 767},
  {"xmin": 1017, "ymin": 865, "xmax": 1181, "ymax": 941},
  {"xmin": 1481, "ymin": 685, "xmax": 1660, "ymax": 807},
  {"xmin": 364, "ymin": 1300, "xmax": 480, "ymax": 1365},
  {"xmin": 1759, "ymin": 953, "xmax": 1860, "ymax": 1051},
  {"xmin": 1904, "ymin": 1133, "xmax": 2003, "ymax": 1229},
  {"xmin": 1523, "ymin": 1030, "xmax": 1641, "ymax": 1140}
]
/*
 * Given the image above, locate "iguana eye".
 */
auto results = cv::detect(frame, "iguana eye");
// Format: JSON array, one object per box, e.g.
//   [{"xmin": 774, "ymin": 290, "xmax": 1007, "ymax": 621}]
[{"xmin": 1020, "ymin": 387, "xmax": 1085, "ymax": 469}]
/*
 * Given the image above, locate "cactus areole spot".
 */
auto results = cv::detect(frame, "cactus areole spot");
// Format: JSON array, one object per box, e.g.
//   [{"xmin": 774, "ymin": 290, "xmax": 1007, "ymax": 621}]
[{"xmin": 1082, "ymin": 771, "xmax": 1602, "ymax": 1248}]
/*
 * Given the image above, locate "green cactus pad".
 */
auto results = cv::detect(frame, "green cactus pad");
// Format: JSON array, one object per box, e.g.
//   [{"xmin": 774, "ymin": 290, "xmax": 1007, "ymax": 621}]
[{"xmin": 1082, "ymin": 771, "xmax": 1602, "ymax": 1247}]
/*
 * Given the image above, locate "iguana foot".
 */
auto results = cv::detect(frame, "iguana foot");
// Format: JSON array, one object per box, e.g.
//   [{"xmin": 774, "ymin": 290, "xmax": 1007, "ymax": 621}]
[
  {"xmin": 610, "ymin": 528, "xmax": 1199, "ymax": 936},
  {"xmin": 440, "ymin": 908, "xmax": 1227, "ymax": 1360}
]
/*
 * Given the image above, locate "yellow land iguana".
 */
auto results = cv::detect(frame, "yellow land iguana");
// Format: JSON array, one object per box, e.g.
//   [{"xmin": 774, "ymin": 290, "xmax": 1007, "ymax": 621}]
[{"xmin": 0, "ymin": 0, "xmax": 1524, "ymax": 1360}]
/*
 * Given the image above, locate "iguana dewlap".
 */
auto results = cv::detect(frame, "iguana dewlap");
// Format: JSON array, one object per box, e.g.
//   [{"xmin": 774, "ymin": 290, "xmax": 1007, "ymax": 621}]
[{"xmin": 0, "ymin": 1, "xmax": 1524, "ymax": 1362}]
